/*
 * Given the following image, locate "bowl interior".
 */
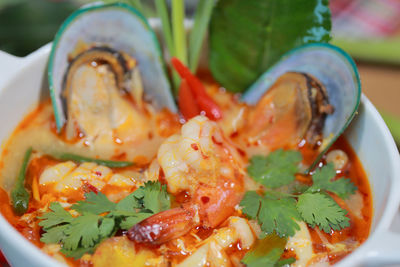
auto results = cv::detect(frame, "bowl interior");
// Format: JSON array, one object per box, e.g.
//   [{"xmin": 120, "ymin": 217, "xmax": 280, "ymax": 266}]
[{"xmin": 0, "ymin": 38, "xmax": 399, "ymax": 267}]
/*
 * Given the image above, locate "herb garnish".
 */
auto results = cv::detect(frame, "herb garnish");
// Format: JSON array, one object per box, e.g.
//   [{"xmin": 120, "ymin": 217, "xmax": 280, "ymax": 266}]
[
  {"xmin": 241, "ymin": 233, "xmax": 296, "ymax": 267},
  {"xmin": 247, "ymin": 150, "xmax": 302, "ymax": 188},
  {"xmin": 38, "ymin": 181, "xmax": 170, "ymax": 259},
  {"xmin": 308, "ymin": 163, "xmax": 357, "ymax": 199},
  {"xmin": 241, "ymin": 150, "xmax": 357, "ymax": 266}
]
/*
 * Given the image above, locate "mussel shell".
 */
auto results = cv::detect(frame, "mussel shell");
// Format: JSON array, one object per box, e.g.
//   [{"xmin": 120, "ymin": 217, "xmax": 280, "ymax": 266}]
[
  {"xmin": 48, "ymin": 3, "xmax": 177, "ymax": 131},
  {"xmin": 243, "ymin": 43, "xmax": 361, "ymax": 153}
]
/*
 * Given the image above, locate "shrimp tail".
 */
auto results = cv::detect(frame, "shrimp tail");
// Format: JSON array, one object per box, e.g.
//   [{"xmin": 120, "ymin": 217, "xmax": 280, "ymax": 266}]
[{"xmin": 127, "ymin": 204, "xmax": 199, "ymax": 245}]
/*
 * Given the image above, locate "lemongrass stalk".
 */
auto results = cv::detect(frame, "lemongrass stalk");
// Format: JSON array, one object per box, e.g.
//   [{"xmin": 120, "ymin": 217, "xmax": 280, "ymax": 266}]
[
  {"xmin": 189, "ymin": 0, "xmax": 214, "ymax": 72},
  {"xmin": 155, "ymin": 0, "xmax": 174, "ymax": 57},
  {"xmin": 172, "ymin": 0, "xmax": 187, "ymax": 65}
]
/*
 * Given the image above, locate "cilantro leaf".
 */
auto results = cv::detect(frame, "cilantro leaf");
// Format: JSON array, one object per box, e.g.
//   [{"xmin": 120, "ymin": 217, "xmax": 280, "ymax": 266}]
[
  {"xmin": 243, "ymin": 248, "xmax": 283, "ymax": 267},
  {"xmin": 60, "ymin": 247, "xmax": 95, "ymax": 260},
  {"xmin": 120, "ymin": 212, "xmax": 153, "ymax": 230},
  {"xmin": 40, "ymin": 224, "xmax": 69, "ymax": 244},
  {"xmin": 247, "ymin": 150, "xmax": 302, "ymax": 188},
  {"xmin": 38, "ymin": 202, "xmax": 73, "ymax": 229},
  {"xmin": 71, "ymin": 192, "xmax": 116, "ymax": 215},
  {"xmin": 297, "ymin": 192, "xmax": 350, "ymax": 233},
  {"xmin": 38, "ymin": 181, "xmax": 171, "ymax": 259},
  {"xmin": 132, "ymin": 181, "xmax": 171, "ymax": 213},
  {"xmin": 258, "ymin": 196, "xmax": 301, "ymax": 237},
  {"xmin": 309, "ymin": 163, "xmax": 357, "ymax": 199},
  {"xmin": 241, "ymin": 234, "xmax": 287, "ymax": 267},
  {"xmin": 63, "ymin": 213, "xmax": 102, "ymax": 250},
  {"xmin": 99, "ymin": 217, "xmax": 115, "ymax": 238},
  {"xmin": 241, "ymin": 191, "xmax": 301, "ymax": 238},
  {"xmin": 114, "ymin": 193, "xmax": 141, "ymax": 212},
  {"xmin": 240, "ymin": 191, "xmax": 262, "ymax": 219}
]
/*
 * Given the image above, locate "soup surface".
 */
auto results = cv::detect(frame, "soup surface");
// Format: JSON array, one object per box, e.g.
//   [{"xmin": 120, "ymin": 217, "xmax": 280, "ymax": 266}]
[{"xmin": 0, "ymin": 73, "xmax": 372, "ymax": 267}]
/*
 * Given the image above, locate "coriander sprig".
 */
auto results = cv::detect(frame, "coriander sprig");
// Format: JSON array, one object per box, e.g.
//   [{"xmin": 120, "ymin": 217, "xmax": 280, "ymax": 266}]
[
  {"xmin": 241, "ymin": 150, "xmax": 357, "ymax": 238},
  {"xmin": 38, "ymin": 181, "xmax": 170, "ymax": 259}
]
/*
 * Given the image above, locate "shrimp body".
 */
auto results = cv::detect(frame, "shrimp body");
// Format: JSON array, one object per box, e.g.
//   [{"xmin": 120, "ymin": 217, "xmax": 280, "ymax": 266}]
[
  {"xmin": 129, "ymin": 116, "xmax": 246, "ymax": 244},
  {"xmin": 157, "ymin": 116, "xmax": 243, "ymax": 195}
]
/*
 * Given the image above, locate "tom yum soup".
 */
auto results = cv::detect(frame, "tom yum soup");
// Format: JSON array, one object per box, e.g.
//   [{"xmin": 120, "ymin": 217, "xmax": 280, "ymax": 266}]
[{"xmin": 0, "ymin": 2, "xmax": 371, "ymax": 267}]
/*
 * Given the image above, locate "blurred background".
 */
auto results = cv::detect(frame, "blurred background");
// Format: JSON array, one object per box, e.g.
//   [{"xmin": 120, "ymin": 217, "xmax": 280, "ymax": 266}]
[{"xmin": 0, "ymin": 0, "xmax": 399, "ymax": 149}]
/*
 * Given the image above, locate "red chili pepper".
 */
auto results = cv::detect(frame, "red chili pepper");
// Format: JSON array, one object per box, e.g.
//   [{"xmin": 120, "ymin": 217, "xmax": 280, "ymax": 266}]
[
  {"xmin": 82, "ymin": 182, "xmax": 99, "ymax": 194},
  {"xmin": 196, "ymin": 95, "xmax": 223, "ymax": 120},
  {"xmin": 178, "ymin": 79, "xmax": 201, "ymax": 120},
  {"xmin": 171, "ymin": 57, "xmax": 223, "ymax": 120}
]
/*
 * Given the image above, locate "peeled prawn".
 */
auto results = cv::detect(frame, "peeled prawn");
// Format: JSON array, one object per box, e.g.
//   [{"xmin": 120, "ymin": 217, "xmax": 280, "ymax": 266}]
[
  {"xmin": 128, "ymin": 116, "xmax": 246, "ymax": 244},
  {"xmin": 177, "ymin": 216, "xmax": 256, "ymax": 267},
  {"xmin": 38, "ymin": 160, "xmax": 140, "ymax": 201}
]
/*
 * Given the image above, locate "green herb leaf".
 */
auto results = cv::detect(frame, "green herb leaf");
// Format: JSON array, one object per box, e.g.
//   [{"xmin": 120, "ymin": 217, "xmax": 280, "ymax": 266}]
[
  {"xmin": 60, "ymin": 247, "xmax": 95, "ymax": 260},
  {"xmin": 241, "ymin": 191, "xmax": 301, "ymax": 238},
  {"xmin": 258, "ymin": 196, "xmax": 301, "ymax": 237},
  {"xmin": 38, "ymin": 181, "xmax": 171, "ymax": 258},
  {"xmin": 135, "ymin": 181, "xmax": 170, "ymax": 213},
  {"xmin": 40, "ymin": 224, "xmax": 69, "ymax": 244},
  {"xmin": 309, "ymin": 163, "xmax": 357, "ymax": 199},
  {"xmin": 119, "ymin": 212, "xmax": 152, "ymax": 230},
  {"xmin": 62, "ymin": 213, "xmax": 102, "ymax": 250},
  {"xmin": 209, "ymin": 0, "xmax": 331, "ymax": 92},
  {"xmin": 247, "ymin": 150, "xmax": 302, "ymax": 188},
  {"xmin": 241, "ymin": 234, "xmax": 287, "ymax": 267},
  {"xmin": 240, "ymin": 191, "xmax": 262, "ymax": 219},
  {"xmin": 72, "ymin": 192, "xmax": 116, "ymax": 215},
  {"xmin": 114, "ymin": 193, "xmax": 141, "ymax": 212},
  {"xmin": 38, "ymin": 202, "xmax": 73, "ymax": 229},
  {"xmin": 297, "ymin": 192, "xmax": 350, "ymax": 233},
  {"xmin": 99, "ymin": 217, "xmax": 115, "ymax": 238}
]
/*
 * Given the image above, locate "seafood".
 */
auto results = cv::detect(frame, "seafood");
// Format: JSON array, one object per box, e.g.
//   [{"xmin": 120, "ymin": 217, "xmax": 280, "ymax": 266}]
[
  {"xmin": 62, "ymin": 47, "xmax": 150, "ymax": 142},
  {"xmin": 243, "ymin": 43, "xmax": 361, "ymax": 160},
  {"xmin": 128, "ymin": 116, "xmax": 246, "ymax": 244},
  {"xmin": 38, "ymin": 160, "xmax": 138, "ymax": 199},
  {"xmin": 127, "ymin": 50, "xmax": 358, "ymax": 246},
  {"xmin": 176, "ymin": 217, "xmax": 256, "ymax": 267},
  {"xmin": 48, "ymin": 3, "xmax": 177, "ymax": 135},
  {"xmin": 242, "ymin": 72, "xmax": 333, "ymax": 150},
  {"xmin": 0, "ymin": 3, "xmax": 372, "ymax": 267}
]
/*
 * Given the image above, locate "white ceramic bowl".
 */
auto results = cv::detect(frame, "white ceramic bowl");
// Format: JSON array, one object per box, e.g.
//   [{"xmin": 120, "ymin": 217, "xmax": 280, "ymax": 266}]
[{"xmin": 0, "ymin": 27, "xmax": 400, "ymax": 267}]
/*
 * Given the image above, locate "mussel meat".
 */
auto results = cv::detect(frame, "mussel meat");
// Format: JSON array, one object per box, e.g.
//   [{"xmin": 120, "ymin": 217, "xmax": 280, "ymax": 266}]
[
  {"xmin": 63, "ymin": 46, "xmax": 148, "ymax": 141},
  {"xmin": 243, "ymin": 72, "xmax": 333, "ymax": 150},
  {"xmin": 48, "ymin": 3, "xmax": 177, "ymax": 136},
  {"xmin": 242, "ymin": 43, "xmax": 361, "ymax": 163}
]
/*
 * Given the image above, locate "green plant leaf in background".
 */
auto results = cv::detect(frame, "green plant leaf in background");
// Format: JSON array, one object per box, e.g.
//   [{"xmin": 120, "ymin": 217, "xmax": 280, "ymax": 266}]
[
  {"xmin": 0, "ymin": 0, "xmax": 78, "ymax": 56},
  {"xmin": 209, "ymin": 0, "xmax": 332, "ymax": 93},
  {"xmin": 0, "ymin": 0, "xmax": 154, "ymax": 57}
]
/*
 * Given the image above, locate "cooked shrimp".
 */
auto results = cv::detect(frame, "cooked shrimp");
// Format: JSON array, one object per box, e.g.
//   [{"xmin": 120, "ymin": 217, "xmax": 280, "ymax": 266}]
[
  {"xmin": 38, "ymin": 160, "xmax": 142, "ymax": 202},
  {"xmin": 128, "ymin": 116, "xmax": 246, "ymax": 244},
  {"xmin": 177, "ymin": 216, "xmax": 256, "ymax": 267}
]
